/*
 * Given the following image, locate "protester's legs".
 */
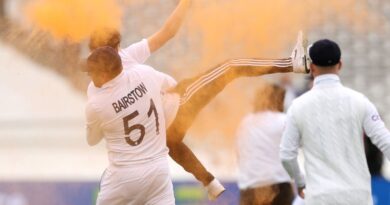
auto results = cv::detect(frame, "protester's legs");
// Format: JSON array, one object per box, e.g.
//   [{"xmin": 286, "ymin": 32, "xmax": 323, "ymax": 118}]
[
  {"xmin": 167, "ymin": 141, "xmax": 214, "ymax": 185},
  {"xmin": 168, "ymin": 58, "xmax": 292, "ymax": 140},
  {"xmin": 167, "ymin": 58, "xmax": 293, "ymax": 186}
]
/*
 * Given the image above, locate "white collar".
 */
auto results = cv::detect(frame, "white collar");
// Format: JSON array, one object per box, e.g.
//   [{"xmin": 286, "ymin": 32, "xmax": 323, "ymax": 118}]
[
  {"xmin": 313, "ymin": 74, "xmax": 341, "ymax": 87},
  {"xmin": 100, "ymin": 70, "xmax": 125, "ymax": 89}
]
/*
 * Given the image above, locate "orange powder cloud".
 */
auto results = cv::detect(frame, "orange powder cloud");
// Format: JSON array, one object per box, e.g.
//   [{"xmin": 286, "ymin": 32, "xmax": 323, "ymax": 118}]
[
  {"xmin": 19, "ymin": 0, "xmax": 390, "ymax": 172},
  {"xmin": 177, "ymin": 0, "xmax": 388, "ymax": 148},
  {"xmin": 183, "ymin": 0, "xmax": 387, "ymax": 69},
  {"xmin": 25, "ymin": 0, "xmax": 123, "ymax": 42},
  {"xmin": 22, "ymin": 0, "xmax": 387, "ymax": 144}
]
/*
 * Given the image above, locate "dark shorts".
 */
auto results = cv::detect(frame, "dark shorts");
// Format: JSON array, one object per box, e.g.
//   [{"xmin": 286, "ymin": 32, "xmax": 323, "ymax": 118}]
[{"xmin": 239, "ymin": 182, "xmax": 294, "ymax": 205}]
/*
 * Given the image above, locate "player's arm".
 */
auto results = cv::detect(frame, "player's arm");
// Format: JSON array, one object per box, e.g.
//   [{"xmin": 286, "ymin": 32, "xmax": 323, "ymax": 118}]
[
  {"xmin": 147, "ymin": 0, "xmax": 191, "ymax": 53},
  {"xmin": 280, "ymin": 108, "xmax": 305, "ymax": 198},
  {"xmin": 87, "ymin": 124, "xmax": 104, "ymax": 146},
  {"xmin": 85, "ymin": 104, "xmax": 104, "ymax": 146},
  {"xmin": 363, "ymin": 100, "xmax": 390, "ymax": 159}
]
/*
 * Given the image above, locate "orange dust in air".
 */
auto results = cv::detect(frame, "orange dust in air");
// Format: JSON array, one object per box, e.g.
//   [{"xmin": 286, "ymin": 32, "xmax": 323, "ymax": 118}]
[
  {"xmin": 183, "ymin": 0, "xmax": 388, "ymax": 69},
  {"xmin": 25, "ymin": 0, "xmax": 123, "ymax": 42},
  {"xmin": 176, "ymin": 0, "xmax": 389, "ymax": 150}
]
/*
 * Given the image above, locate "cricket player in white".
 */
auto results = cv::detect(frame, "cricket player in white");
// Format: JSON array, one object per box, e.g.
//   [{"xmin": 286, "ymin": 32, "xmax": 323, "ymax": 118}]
[
  {"xmin": 84, "ymin": 36, "xmax": 309, "ymax": 204},
  {"xmin": 85, "ymin": 46, "xmax": 177, "ymax": 204},
  {"xmin": 280, "ymin": 39, "xmax": 390, "ymax": 205},
  {"xmin": 87, "ymin": 0, "xmax": 228, "ymax": 199},
  {"xmin": 236, "ymin": 83, "xmax": 294, "ymax": 205},
  {"xmin": 87, "ymin": 0, "xmax": 311, "ymax": 199}
]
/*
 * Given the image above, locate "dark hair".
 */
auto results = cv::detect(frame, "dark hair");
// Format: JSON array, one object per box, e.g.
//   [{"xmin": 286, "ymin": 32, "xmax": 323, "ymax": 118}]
[
  {"xmin": 87, "ymin": 46, "xmax": 122, "ymax": 75},
  {"xmin": 309, "ymin": 39, "xmax": 341, "ymax": 67},
  {"xmin": 89, "ymin": 28, "xmax": 121, "ymax": 51},
  {"xmin": 253, "ymin": 83, "xmax": 286, "ymax": 113}
]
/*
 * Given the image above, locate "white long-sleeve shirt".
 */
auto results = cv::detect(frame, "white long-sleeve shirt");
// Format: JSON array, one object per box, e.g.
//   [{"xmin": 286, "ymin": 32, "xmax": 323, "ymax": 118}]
[{"xmin": 280, "ymin": 74, "xmax": 390, "ymax": 205}]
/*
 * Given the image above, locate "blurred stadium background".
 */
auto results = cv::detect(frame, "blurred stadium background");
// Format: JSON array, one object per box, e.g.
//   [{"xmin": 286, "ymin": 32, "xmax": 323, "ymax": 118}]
[{"xmin": 0, "ymin": 0, "xmax": 390, "ymax": 204}]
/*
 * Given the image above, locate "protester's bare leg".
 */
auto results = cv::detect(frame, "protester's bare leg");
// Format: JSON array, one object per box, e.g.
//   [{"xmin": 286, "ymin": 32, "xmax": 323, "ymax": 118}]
[{"xmin": 167, "ymin": 58, "xmax": 293, "ymax": 198}]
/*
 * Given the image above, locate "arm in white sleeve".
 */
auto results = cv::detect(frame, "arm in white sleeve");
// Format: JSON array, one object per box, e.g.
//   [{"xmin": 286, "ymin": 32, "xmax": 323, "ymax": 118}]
[
  {"xmin": 363, "ymin": 100, "xmax": 390, "ymax": 159},
  {"xmin": 85, "ymin": 103, "xmax": 104, "ymax": 146},
  {"xmin": 120, "ymin": 39, "xmax": 151, "ymax": 64},
  {"xmin": 280, "ymin": 108, "xmax": 305, "ymax": 188},
  {"xmin": 282, "ymin": 159, "xmax": 305, "ymax": 188}
]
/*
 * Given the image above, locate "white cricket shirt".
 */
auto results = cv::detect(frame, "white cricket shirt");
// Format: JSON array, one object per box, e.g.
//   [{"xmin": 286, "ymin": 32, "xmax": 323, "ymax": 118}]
[
  {"xmin": 86, "ymin": 40, "xmax": 177, "ymax": 166},
  {"xmin": 280, "ymin": 74, "xmax": 390, "ymax": 205},
  {"xmin": 236, "ymin": 111, "xmax": 291, "ymax": 190}
]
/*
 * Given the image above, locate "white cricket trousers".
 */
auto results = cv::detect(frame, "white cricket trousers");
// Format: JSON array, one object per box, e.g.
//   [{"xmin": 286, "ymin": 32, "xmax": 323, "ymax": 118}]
[{"xmin": 96, "ymin": 157, "xmax": 175, "ymax": 205}]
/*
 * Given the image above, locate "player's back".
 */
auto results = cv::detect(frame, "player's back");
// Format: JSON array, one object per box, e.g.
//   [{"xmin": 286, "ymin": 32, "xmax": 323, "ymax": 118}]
[
  {"xmin": 87, "ymin": 65, "xmax": 168, "ymax": 166},
  {"xmin": 236, "ymin": 111, "xmax": 290, "ymax": 189},
  {"xmin": 291, "ymin": 81, "xmax": 373, "ymax": 204}
]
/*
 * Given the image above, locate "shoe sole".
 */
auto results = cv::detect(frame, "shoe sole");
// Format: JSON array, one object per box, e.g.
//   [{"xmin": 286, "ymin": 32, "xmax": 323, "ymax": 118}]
[{"xmin": 302, "ymin": 32, "xmax": 310, "ymax": 73}]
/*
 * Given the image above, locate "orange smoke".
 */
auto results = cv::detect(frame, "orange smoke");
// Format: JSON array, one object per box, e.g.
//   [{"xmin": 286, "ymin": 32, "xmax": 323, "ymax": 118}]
[
  {"xmin": 184, "ymin": 0, "xmax": 386, "ymax": 69},
  {"xmin": 22, "ymin": 0, "xmax": 387, "ymax": 146},
  {"xmin": 188, "ymin": 0, "xmax": 308, "ymax": 63},
  {"xmin": 25, "ymin": 0, "xmax": 123, "ymax": 42},
  {"xmin": 177, "ymin": 0, "xmax": 388, "ymax": 151}
]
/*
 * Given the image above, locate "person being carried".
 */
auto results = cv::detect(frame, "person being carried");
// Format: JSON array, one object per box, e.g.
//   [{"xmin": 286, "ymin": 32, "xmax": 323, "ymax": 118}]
[{"xmin": 86, "ymin": 1, "xmax": 310, "ymax": 203}]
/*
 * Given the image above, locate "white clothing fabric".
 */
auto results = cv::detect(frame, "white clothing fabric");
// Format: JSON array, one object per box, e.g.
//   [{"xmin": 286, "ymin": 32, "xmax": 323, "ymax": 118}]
[
  {"xmin": 236, "ymin": 111, "xmax": 291, "ymax": 190},
  {"xmin": 280, "ymin": 74, "xmax": 390, "ymax": 205},
  {"xmin": 86, "ymin": 66, "xmax": 172, "ymax": 165},
  {"xmin": 162, "ymin": 92, "xmax": 180, "ymax": 127},
  {"xmin": 86, "ymin": 40, "xmax": 178, "ymax": 205},
  {"xmin": 87, "ymin": 39, "xmax": 151, "ymax": 98},
  {"xmin": 97, "ymin": 157, "xmax": 174, "ymax": 205},
  {"xmin": 292, "ymin": 196, "xmax": 305, "ymax": 205},
  {"xmin": 118, "ymin": 39, "xmax": 179, "ymax": 128},
  {"xmin": 119, "ymin": 39, "xmax": 151, "ymax": 67},
  {"xmin": 284, "ymin": 86, "xmax": 297, "ymax": 111},
  {"xmin": 87, "ymin": 42, "xmax": 179, "ymax": 128}
]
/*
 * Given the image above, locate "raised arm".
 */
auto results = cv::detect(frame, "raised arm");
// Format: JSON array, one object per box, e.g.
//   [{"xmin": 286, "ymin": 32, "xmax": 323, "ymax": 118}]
[{"xmin": 148, "ymin": 0, "xmax": 191, "ymax": 53}]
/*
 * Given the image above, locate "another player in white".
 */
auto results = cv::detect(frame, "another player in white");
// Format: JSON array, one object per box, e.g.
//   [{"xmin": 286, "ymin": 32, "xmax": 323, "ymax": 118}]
[
  {"xmin": 280, "ymin": 39, "xmax": 390, "ymax": 205},
  {"xmin": 236, "ymin": 83, "xmax": 294, "ymax": 205}
]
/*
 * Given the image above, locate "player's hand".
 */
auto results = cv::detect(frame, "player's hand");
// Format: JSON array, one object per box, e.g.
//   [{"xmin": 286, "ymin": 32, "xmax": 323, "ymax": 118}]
[{"xmin": 298, "ymin": 186, "xmax": 305, "ymax": 199}]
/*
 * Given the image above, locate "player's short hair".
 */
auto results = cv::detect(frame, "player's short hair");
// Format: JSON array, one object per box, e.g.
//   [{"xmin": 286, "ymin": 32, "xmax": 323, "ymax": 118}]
[
  {"xmin": 86, "ymin": 46, "xmax": 122, "ymax": 75},
  {"xmin": 254, "ymin": 82, "xmax": 285, "ymax": 113},
  {"xmin": 89, "ymin": 28, "xmax": 121, "ymax": 51}
]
